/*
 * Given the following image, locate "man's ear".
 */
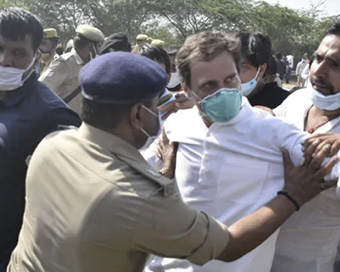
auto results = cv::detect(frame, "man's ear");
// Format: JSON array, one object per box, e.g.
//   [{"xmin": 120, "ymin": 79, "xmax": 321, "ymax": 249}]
[
  {"xmin": 259, "ymin": 63, "xmax": 268, "ymax": 77},
  {"xmin": 130, "ymin": 103, "xmax": 143, "ymax": 130}
]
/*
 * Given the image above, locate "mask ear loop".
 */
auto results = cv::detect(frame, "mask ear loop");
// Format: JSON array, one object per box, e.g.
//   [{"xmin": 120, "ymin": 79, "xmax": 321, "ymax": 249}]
[
  {"xmin": 22, "ymin": 54, "xmax": 37, "ymax": 82},
  {"xmin": 255, "ymin": 66, "xmax": 261, "ymax": 80},
  {"xmin": 188, "ymin": 89, "xmax": 203, "ymax": 104},
  {"xmin": 188, "ymin": 89, "xmax": 211, "ymax": 118},
  {"xmin": 140, "ymin": 127, "xmax": 151, "ymax": 137},
  {"xmin": 92, "ymin": 43, "xmax": 98, "ymax": 56},
  {"xmin": 141, "ymin": 104, "xmax": 158, "ymax": 118},
  {"xmin": 140, "ymin": 104, "xmax": 160, "ymax": 138}
]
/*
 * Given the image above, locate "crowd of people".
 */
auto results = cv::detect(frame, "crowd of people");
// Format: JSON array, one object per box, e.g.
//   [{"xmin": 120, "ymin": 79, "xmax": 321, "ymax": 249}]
[{"xmin": 1, "ymin": 6, "xmax": 340, "ymax": 272}]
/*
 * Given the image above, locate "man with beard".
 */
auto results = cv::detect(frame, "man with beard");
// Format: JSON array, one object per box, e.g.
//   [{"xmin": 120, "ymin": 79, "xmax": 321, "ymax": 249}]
[
  {"xmin": 144, "ymin": 31, "xmax": 340, "ymax": 272},
  {"xmin": 271, "ymin": 20, "xmax": 340, "ymax": 272}
]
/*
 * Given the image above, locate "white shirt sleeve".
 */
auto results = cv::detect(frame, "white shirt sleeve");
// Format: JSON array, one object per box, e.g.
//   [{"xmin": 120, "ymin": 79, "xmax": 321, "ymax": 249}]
[
  {"xmin": 273, "ymin": 98, "xmax": 289, "ymax": 117},
  {"xmin": 269, "ymin": 116, "xmax": 339, "ymax": 184}
]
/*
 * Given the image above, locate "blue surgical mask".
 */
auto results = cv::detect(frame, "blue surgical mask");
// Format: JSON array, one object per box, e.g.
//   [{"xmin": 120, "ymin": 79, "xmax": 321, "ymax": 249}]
[
  {"xmin": 191, "ymin": 88, "xmax": 242, "ymax": 123},
  {"xmin": 311, "ymin": 89, "xmax": 340, "ymax": 111},
  {"xmin": 240, "ymin": 68, "xmax": 260, "ymax": 97}
]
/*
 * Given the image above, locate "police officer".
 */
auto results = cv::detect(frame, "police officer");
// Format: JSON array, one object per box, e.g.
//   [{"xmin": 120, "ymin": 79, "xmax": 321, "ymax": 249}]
[
  {"xmin": 7, "ymin": 52, "xmax": 336, "ymax": 272},
  {"xmin": 151, "ymin": 39, "xmax": 165, "ymax": 48},
  {"xmin": 38, "ymin": 28, "xmax": 59, "ymax": 76},
  {"xmin": 132, "ymin": 33, "xmax": 148, "ymax": 53},
  {"xmin": 39, "ymin": 25, "xmax": 104, "ymax": 114}
]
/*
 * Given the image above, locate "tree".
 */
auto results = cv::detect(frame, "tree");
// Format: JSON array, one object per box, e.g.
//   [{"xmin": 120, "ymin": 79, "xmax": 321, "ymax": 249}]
[
  {"xmin": 145, "ymin": 0, "xmax": 248, "ymax": 39},
  {"xmin": 21, "ymin": 0, "xmax": 152, "ymax": 44},
  {"xmin": 2, "ymin": 0, "xmax": 338, "ymax": 58}
]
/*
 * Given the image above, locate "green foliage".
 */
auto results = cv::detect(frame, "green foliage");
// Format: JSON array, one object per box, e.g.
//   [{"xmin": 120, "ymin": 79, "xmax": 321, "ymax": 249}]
[
  {"xmin": 143, "ymin": 24, "xmax": 183, "ymax": 48},
  {"xmin": 1, "ymin": 0, "xmax": 338, "ymax": 57}
]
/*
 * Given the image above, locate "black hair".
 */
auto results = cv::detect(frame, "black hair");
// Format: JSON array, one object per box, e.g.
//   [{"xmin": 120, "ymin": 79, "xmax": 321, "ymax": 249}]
[
  {"xmin": 177, "ymin": 31, "xmax": 241, "ymax": 89},
  {"xmin": 266, "ymin": 55, "xmax": 278, "ymax": 76},
  {"xmin": 238, "ymin": 32, "xmax": 272, "ymax": 69},
  {"xmin": 56, "ymin": 46, "xmax": 63, "ymax": 56},
  {"xmin": 326, "ymin": 20, "xmax": 340, "ymax": 36},
  {"xmin": 135, "ymin": 44, "xmax": 171, "ymax": 74},
  {"xmin": 82, "ymin": 98, "xmax": 153, "ymax": 130},
  {"xmin": 99, "ymin": 32, "xmax": 131, "ymax": 55},
  {"xmin": 0, "ymin": 7, "xmax": 43, "ymax": 52}
]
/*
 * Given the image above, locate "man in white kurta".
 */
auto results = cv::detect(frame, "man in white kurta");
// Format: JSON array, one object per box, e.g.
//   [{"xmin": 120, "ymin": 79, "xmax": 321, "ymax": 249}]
[
  {"xmin": 270, "ymin": 21, "xmax": 340, "ymax": 272},
  {"xmin": 144, "ymin": 30, "xmax": 340, "ymax": 272},
  {"xmin": 271, "ymin": 87, "xmax": 340, "ymax": 271},
  {"xmin": 144, "ymin": 97, "xmax": 340, "ymax": 272},
  {"xmin": 272, "ymin": 90, "xmax": 340, "ymax": 271}
]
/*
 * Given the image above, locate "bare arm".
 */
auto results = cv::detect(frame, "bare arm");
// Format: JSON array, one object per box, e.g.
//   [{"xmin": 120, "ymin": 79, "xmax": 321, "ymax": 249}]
[
  {"xmin": 158, "ymin": 128, "xmax": 178, "ymax": 179},
  {"xmin": 157, "ymin": 129, "xmax": 338, "ymax": 261},
  {"xmin": 218, "ymin": 147, "xmax": 338, "ymax": 262}
]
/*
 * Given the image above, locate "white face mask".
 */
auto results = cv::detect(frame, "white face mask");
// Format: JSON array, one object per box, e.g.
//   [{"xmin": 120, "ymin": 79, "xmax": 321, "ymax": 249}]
[
  {"xmin": 0, "ymin": 56, "xmax": 36, "ymax": 91},
  {"xmin": 139, "ymin": 105, "xmax": 162, "ymax": 150},
  {"xmin": 311, "ymin": 89, "xmax": 340, "ymax": 111}
]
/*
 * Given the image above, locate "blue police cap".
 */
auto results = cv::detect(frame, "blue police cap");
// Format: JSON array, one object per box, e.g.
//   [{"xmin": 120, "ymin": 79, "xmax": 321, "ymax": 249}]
[{"xmin": 80, "ymin": 52, "xmax": 168, "ymax": 103}]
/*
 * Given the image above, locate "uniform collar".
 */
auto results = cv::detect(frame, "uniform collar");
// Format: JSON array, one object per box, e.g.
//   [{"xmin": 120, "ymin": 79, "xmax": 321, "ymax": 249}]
[
  {"xmin": 77, "ymin": 123, "xmax": 173, "ymax": 192},
  {"xmin": 0, "ymin": 72, "xmax": 37, "ymax": 107},
  {"xmin": 71, "ymin": 48, "xmax": 85, "ymax": 66},
  {"xmin": 77, "ymin": 122, "xmax": 144, "ymax": 163}
]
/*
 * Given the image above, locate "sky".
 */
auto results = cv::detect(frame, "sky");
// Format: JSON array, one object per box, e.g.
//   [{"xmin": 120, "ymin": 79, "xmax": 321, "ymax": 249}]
[{"xmin": 263, "ymin": 0, "xmax": 340, "ymax": 17}]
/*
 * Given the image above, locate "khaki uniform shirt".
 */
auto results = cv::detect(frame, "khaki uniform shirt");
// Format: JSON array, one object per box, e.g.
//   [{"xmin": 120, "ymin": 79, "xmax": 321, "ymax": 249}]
[
  {"xmin": 40, "ymin": 51, "xmax": 58, "ymax": 76},
  {"xmin": 39, "ymin": 48, "xmax": 84, "ymax": 114},
  {"xmin": 8, "ymin": 123, "xmax": 229, "ymax": 272}
]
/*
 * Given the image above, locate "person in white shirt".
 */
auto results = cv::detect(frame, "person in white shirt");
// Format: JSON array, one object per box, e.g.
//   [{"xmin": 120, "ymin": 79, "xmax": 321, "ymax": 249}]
[
  {"xmin": 285, "ymin": 54, "xmax": 294, "ymax": 83},
  {"xmin": 296, "ymin": 57, "xmax": 308, "ymax": 87},
  {"xmin": 271, "ymin": 20, "xmax": 340, "ymax": 272},
  {"xmin": 143, "ymin": 31, "xmax": 339, "ymax": 272},
  {"xmin": 301, "ymin": 63, "xmax": 310, "ymax": 88}
]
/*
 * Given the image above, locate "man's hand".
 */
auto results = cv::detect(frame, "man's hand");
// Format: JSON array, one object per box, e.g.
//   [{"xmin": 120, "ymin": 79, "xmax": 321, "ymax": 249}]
[
  {"xmin": 218, "ymin": 144, "xmax": 339, "ymax": 263},
  {"xmin": 159, "ymin": 92, "xmax": 195, "ymax": 120},
  {"xmin": 157, "ymin": 128, "xmax": 178, "ymax": 179},
  {"xmin": 303, "ymin": 133, "xmax": 340, "ymax": 164},
  {"xmin": 282, "ymin": 146, "xmax": 338, "ymax": 207}
]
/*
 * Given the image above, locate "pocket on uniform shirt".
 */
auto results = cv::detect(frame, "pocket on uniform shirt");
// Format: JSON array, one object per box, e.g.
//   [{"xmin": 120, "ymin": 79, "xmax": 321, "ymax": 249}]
[{"xmin": 217, "ymin": 157, "xmax": 269, "ymax": 205}]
